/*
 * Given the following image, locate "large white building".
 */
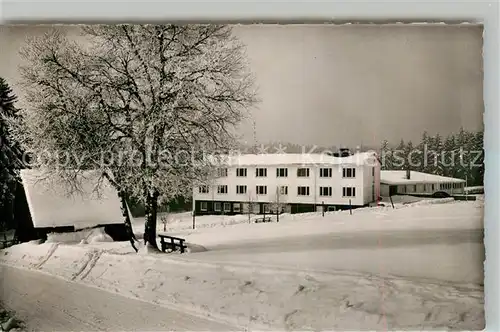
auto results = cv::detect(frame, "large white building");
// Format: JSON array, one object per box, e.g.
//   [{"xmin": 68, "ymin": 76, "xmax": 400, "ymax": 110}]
[
  {"xmin": 192, "ymin": 152, "xmax": 380, "ymax": 215},
  {"xmin": 380, "ymin": 170, "xmax": 466, "ymax": 197}
]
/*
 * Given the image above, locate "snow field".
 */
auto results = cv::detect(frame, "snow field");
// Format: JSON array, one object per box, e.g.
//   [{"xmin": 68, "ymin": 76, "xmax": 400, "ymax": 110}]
[
  {"xmin": 132, "ymin": 196, "xmax": 480, "ymax": 243},
  {"xmin": 175, "ymin": 200, "xmax": 483, "ymax": 248},
  {"xmin": 0, "ymin": 199, "xmax": 485, "ymax": 330},
  {"xmin": 0, "ymin": 239, "xmax": 484, "ymax": 330}
]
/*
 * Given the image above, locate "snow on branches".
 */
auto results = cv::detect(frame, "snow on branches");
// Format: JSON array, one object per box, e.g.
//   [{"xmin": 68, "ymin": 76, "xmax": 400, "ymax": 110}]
[{"xmin": 13, "ymin": 25, "xmax": 258, "ymax": 205}]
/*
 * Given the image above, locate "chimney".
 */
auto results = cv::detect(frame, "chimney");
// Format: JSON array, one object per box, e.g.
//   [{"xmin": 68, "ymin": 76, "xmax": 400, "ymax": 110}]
[{"xmin": 406, "ymin": 169, "xmax": 411, "ymax": 180}]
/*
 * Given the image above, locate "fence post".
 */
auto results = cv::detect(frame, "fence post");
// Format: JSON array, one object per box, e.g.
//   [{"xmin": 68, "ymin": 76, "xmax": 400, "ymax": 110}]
[
  {"xmin": 322, "ymin": 201, "xmax": 325, "ymax": 217},
  {"xmin": 349, "ymin": 199, "xmax": 352, "ymax": 215}
]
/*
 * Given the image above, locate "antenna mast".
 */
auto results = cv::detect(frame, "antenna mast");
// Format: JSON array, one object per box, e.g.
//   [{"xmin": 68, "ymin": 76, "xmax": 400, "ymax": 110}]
[{"xmin": 252, "ymin": 119, "xmax": 257, "ymax": 154}]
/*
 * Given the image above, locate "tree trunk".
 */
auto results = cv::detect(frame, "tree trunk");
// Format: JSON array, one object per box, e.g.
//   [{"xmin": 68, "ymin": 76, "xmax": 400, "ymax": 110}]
[
  {"xmin": 118, "ymin": 190, "xmax": 138, "ymax": 252},
  {"xmin": 143, "ymin": 190, "xmax": 160, "ymax": 251}
]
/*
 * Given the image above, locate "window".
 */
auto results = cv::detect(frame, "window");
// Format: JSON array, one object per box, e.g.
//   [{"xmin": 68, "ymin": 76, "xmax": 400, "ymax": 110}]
[
  {"xmin": 431, "ymin": 184, "xmax": 435, "ymax": 191},
  {"xmin": 297, "ymin": 186, "xmax": 310, "ymax": 196},
  {"xmin": 200, "ymin": 202, "xmax": 208, "ymax": 211},
  {"xmin": 342, "ymin": 187, "xmax": 356, "ymax": 197},
  {"xmin": 256, "ymin": 185, "xmax": 267, "ymax": 195},
  {"xmin": 319, "ymin": 186, "xmax": 332, "ymax": 197},
  {"xmin": 276, "ymin": 168, "xmax": 288, "ymax": 177},
  {"xmin": 223, "ymin": 202, "xmax": 231, "ymax": 212},
  {"xmin": 217, "ymin": 185, "xmax": 228, "ymax": 194},
  {"xmin": 236, "ymin": 168, "xmax": 247, "ymax": 177},
  {"xmin": 236, "ymin": 185, "xmax": 247, "ymax": 194},
  {"xmin": 342, "ymin": 167, "xmax": 356, "ymax": 178},
  {"xmin": 413, "ymin": 185, "xmax": 417, "ymax": 192},
  {"xmin": 214, "ymin": 202, "xmax": 222, "ymax": 211},
  {"xmin": 256, "ymin": 168, "xmax": 267, "ymax": 177},
  {"xmin": 198, "ymin": 185, "xmax": 209, "ymax": 194},
  {"xmin": 264, "ymin": 204, "xmax": 271, "ymax": 213},
  {"xmin": 320, "ymin": 168, "xmax": 332, "ymax": 178},
  {"xmin": 217, "ymin": 168, "xmax": 228, "ymax": 177},
  {"xmin": 297, "ymin": 168, "xmax": 310, "ymax": 177},
  {"xmin": 279, "ymin": 186, "xmax": 288, "ymax": 195},
  {"xmin": 233, "ymin": 203, "xmax": 241, "ymax": 213}
]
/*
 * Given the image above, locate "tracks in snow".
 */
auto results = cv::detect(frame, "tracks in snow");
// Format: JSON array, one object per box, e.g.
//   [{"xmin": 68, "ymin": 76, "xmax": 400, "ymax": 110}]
[
  {"xmin": 71, "ymin": 249, "xmax": 103, "ymax": 281},
  {"xmin": 32, "ymin": 243, "xmax": 59, "ymax": 269},
  {"xmin": 27, "ymin": 243, "xmax": 102, "ymax": 281}
]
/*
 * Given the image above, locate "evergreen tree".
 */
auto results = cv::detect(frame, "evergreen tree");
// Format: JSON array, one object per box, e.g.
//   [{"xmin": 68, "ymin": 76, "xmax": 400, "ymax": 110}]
[
  {"xmin": 428, "ymin": 133, "xmax": 444, "ymax": 175},
  {"xmin": 404, "ymin": 140, "xmax": 415, "ymax": 171},
  {"xmin": 442, "ymin": 133, "xmax": 457, "ymax": 177},
  {"xmin": 391, "ymin": 139, "xmax": 406, "ymax": 170},
  {"xmin": 471, "ymin": 130, "xmax": 484, "ymax": 186},
  {"xmin": 454, "ymin": 127, "xmax": 468, "ymax": 180},
  {"xmin": 379, "ymin": 140, "xmax": 392, "ymax": 170},
  {"xmin": 417, "ymin": 131, "xmax": 430, "ymax": 173},
  {"xmin": 0, "ymin": 77, "xmax": 23, "ymax": 230}
]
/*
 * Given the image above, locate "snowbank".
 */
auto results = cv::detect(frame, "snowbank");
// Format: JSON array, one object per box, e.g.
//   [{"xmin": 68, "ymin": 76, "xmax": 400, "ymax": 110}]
[
  {"xmin": 46, "ymin": 227, "xmax": 113, "ymax": 244},
  {"xmin": 0, "ymin": 240, "xmax": 484, "ymax": 330},
  {"xmin": 177, "ymin": 201, "xmax": 483, "ymax": 248},
  {"xmin": 0, "ymin": 201, "xmax": 484, "ymax": 330},
  {"xmin": 406, "ymin": 197, "xmax": 455, "ymax": 206},
  {"xmin": 133, "ymin": 197, "xmax": 467, "ymax": 238}
]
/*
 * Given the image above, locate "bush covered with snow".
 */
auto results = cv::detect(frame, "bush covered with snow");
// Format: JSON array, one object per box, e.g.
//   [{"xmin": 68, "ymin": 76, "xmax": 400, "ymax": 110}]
[
  {"xmin": 0, "ymin": 306, "xmax": 25, "ymax": 332},
  {"xmin": 46, "ymin": 227, "xmax": 113, "ymax": 244},
  {"xmin": 405, "ymin": 197, "xmax": 455, "ymax": 207}
]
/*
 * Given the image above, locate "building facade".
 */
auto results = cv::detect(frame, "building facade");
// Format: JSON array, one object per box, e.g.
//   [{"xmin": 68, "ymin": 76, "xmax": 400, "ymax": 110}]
[
  {"xmin": 192, "ymin": 152, "xmax": 380, "ymax": 215},
  {"xmin": 380, "ymin": 170, "xmax": 466, "ymax": 197}
]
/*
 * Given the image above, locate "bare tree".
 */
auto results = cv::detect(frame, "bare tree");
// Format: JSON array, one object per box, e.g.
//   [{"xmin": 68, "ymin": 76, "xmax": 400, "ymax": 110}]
[
  {"xmin": 247, "ymin": 189, "xmax": 256, "ymax": 223},
  {"xmin": 10, "ymin": 25, "xmax": 257, "ymax": 251}
]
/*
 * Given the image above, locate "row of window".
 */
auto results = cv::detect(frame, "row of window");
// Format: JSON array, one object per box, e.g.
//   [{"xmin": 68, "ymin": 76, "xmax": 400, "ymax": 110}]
[
  {"xmin": 440, "ymin": 182, "xmax": 464, "ymax": 190},
  {"xmin": 219, "ymin": 167, "xmax": 357, "ymax": 179},
  {"xmin": 201, "ymin": 201, "xmax": 232, "ymax": 212},
  {"xmin": 398, "ymin": 182, "xmax": 465, "ymax": 193},
  {"xmin": 199, "ymin": 185, "xmax": 357, "ymax": 197},
  {"xmin": 199, "ymin": 201, "xmax": 283, "ymax": 213}
]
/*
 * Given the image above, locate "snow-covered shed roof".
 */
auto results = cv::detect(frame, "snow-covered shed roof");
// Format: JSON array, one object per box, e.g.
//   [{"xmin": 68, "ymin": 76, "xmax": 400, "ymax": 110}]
[
  {"xmin": 380, "ymin": 170, "xmax": 466, "ymax": 185},
  {"xmin": 207, "ymin": 152, "xmax": 379, "ymax": 167},
  {"xmin": 20, "ymin": 169, "xmax": 124, "ymax": 229}
]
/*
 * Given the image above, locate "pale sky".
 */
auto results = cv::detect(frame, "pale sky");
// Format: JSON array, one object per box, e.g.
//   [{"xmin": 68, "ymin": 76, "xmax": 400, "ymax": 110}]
[{"xmin": 0, "ymin": 24, "xmax": 484, "ymax": 147}]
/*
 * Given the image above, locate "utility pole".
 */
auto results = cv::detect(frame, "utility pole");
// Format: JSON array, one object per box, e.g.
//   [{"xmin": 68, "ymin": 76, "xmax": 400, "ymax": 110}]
[
  {"xmin": 465, "ymin": 175, "xmax": 468, "ymax": 201},
  {"xmin": 276, "ymin": 186, "xmax": 280, "ymax": 222}
]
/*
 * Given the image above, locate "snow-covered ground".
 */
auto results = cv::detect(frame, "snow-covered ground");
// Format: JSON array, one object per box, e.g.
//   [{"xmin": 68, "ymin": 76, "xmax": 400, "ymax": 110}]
[
  {"xmin": 132, "ymin": 196, "xmax": 477, "ymax": 236},
  {"xmin": 0, "ymin": 198, "xmax": 484, "ymax": 330}
]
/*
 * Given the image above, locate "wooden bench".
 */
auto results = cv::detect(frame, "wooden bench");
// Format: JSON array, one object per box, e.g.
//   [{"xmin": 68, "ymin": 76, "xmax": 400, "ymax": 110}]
[
  {"xmin": 254, "ymin": 217, "xmax": 272, "ymax": 223},
  {"xmin": 158, "ymin": 234, "xmax": 187, "ymax": 253}
]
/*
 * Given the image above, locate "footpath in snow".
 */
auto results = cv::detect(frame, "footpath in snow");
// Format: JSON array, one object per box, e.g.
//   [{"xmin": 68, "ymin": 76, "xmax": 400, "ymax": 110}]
[{"xmin": 0, "ymin": 199, "xmax": 485, "ymax": 331}]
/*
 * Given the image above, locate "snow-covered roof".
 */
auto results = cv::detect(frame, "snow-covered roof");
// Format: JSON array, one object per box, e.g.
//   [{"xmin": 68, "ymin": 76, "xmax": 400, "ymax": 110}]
[
  {"xmin": 380, "ymin": 170, "xmax": 466, "ymax": 185},
  {"xmin": 20, "ymin": 169, "xmax": 124, "ymax": 229},
  {"xmin": 207, "ymin": 152, "xmax": 378, "ymax": 167}
]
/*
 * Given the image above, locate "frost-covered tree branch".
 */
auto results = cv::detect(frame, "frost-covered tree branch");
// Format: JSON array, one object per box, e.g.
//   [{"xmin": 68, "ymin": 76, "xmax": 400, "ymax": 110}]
[{"xmin": 11, "ymin": 24, "xmax": 258, "ymax": 251}]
